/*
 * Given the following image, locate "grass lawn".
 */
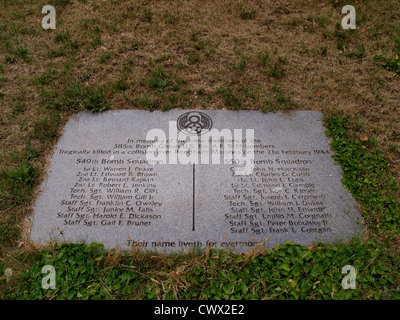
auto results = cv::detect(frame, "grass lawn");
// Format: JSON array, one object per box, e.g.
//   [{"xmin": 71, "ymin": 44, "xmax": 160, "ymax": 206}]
[{"xmin": 0, "ymin": 0, "xmax": 399, "ymax": 300}]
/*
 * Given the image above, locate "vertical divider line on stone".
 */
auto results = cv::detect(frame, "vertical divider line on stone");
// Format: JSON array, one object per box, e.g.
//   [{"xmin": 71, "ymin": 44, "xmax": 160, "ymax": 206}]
[{"xmin": 193, "ymin": 163, "xmax": 195, "ymax": 232}]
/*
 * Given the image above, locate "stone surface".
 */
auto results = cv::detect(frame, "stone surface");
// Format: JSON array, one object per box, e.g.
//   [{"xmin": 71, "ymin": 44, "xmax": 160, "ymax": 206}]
[{"xmin": 30, "ymin": 110, "xmax": 364, "ymax": 252}]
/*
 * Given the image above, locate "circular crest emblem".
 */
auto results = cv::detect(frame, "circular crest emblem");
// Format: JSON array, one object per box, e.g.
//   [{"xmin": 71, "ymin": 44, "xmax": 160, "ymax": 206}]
[{"xmin": 177, "ymin": 112, "xmax": 212, "ymax": 136}]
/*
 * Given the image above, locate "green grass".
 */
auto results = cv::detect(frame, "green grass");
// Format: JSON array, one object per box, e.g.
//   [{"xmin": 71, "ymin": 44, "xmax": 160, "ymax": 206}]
[
  {"xmin": 319, "ymin": 46, "xmax": 328, "ymax": 56},
  {"xmin": 238, "ymin": 3, "xmax": 256, "ymax": 20},
  {"xmin": 266, "ymin": 63, "xmax": 285, "ymax": 79},
  {"xmin": 12, "ymin": 101, "xmax": 25, "ymax": 114},
  {"xmin": 129, "ymin": 94, "xmax": 157, "ymax": 110},
  {"xmin": 334, "ymin": 23, "xmax": 356, "ymax": 51},
  {"xmin": 113, "ymin": 79, "xmax": 128, "ymax": 91},
  {"xmin": 48, "ymin": 47, "xmax": 66, "ymax": 58},
  {"xmin": 90, "ymin": 35, "xmax": 102, "ymax": 48},
  {"xmin": 140, "ymin": 8, "xmax": 153, "ymax": 22},
  {"xmin": 188, "ymin": 51, "xmax": 200, "ymax": 65},
  {"xmin": 218, "ymin": 87, "xmax": 242, "ymax": 110},
  {"xmin": 128, "ymin": 92, "xmax": 186, "ymax": 111},
  {"xmin": 374, "ymin": 50, "xmax": 400, "ymax": 74},
  {"xmin": 59, "ymin": 81, "xmax": 109, "ymax": 112},
  {"xmin": 0, "ymin": 76, "xmax": 8, "ymax": 85},
  {"xmin": 55, "ymin": 31, "xmax": 70, "ymax": 43},
  {"xmin": 257, "ymin": 51, "xmax": 270, "ymax": 66},
  {"xmin": 233, "ymin": 55, "xmax": 249, "ymax": 75},
  {"xmin": 345, "ymin": 44, "xmax": 366, "ymax": 60},
  {"xmin": 0, "ymin": 164, "xmax": 39, "ymax": 246},
  {"xmin": 12, "ymin": 46, "xmax": 30, "ymax": 62},
  {"xmin": 5, "ymin": 239, "xmax": 400, "ymax": 300},
  {"xmin": 260, "ymin": 85, "xmax": 299, "ymax": 112},
  {"xmin": 325, "ymin": 116, "xmax": 400, "ymax": 231},
  {"xmin": 316, "ymin": 15, "xmax": 327, "ymax": 28},
  {"xmin": 163, "ymin": 12, "xmax": 179, "ymax": 25},
  {"xmin": 0, "ymin": 164, "xmax": 38, "ymax": 207},
  {"xmin": 35, "ymin": 71, "xmax": 110, "ymax": 113},
  {"xmin": 146, "ymin": 68, "xmax": 179, "ymax": 92},
  {"xmin": 32, "ymin": 111, "xmax": 62, "ymax": 140},
  {"xmin": 32, "ymin": 69, "xmax": 57, "ymax": 86},
  {"xmin": 99, "ymin": 52, "xmax": 111, "ymax": 63}
]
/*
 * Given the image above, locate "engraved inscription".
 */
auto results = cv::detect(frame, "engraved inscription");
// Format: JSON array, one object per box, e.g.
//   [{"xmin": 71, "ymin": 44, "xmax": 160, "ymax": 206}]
[{"xmin": 31, "ymin": 111, "xmax": 363, "ymax": 252}]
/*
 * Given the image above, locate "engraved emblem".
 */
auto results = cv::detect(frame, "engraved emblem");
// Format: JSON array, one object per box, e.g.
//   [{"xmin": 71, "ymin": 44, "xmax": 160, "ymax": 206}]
[{"xmin": 177, "ymin": 112, "xmax": 212, "ymax": 136}]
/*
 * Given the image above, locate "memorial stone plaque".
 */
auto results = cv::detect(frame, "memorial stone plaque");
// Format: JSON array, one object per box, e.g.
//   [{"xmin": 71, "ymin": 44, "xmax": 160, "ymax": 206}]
[{"xmin": 30, "ymin": 110, "xmax": 364, "ymax": 252}]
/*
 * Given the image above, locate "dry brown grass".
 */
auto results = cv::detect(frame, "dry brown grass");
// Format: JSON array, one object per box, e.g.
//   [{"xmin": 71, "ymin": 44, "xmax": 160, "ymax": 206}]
[{"xmin": 7, "ymin": 1, "xmax": 397, "ymax": 155}]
